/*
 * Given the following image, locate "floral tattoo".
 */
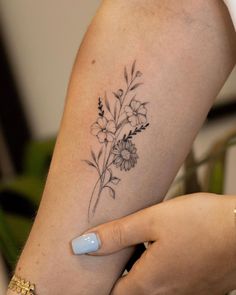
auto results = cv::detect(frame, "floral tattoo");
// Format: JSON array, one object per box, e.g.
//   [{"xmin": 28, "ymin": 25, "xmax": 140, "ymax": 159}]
[{"xmin": 85, "ymin": 61, "xmax": 150, "ymax": 221}]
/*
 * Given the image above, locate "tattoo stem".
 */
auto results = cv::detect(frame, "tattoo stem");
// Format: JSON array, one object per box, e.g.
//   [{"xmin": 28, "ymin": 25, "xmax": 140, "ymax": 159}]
[
  {"xmin": 116, "ymin": 75, "xmax": 136, "ymax": 125},
  {"xmin": 88, "ymin": 159, "xmax": 114, "ymax": 220},
  {"xmin": 100, "ymin": 141, "xmax": 108, "ymax": 189}
]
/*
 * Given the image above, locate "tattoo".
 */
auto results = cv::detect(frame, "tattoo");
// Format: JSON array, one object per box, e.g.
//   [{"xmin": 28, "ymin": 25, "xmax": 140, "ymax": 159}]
[{"xmin": 85, "ymin": 61, "xmax": 150, "ymax": 221}]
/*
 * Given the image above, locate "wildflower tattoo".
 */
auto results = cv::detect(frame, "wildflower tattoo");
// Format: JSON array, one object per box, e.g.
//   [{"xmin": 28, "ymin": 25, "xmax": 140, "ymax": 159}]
[{"xmin": 85, "ymin": 61, "xmax": 150, "ymax": 221}]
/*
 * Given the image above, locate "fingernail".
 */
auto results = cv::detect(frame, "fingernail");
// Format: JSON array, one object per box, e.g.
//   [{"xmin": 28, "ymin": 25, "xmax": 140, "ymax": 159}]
[{"xmin": 71, "ymin": 233, "xmax": 101, "ymax": 255}]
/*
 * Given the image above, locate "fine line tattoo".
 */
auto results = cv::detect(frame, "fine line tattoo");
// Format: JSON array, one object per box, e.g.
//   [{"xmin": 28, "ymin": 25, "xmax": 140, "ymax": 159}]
[{"xmin": 84, "ymin": 61, "xmax": 150, "ymax": 221}]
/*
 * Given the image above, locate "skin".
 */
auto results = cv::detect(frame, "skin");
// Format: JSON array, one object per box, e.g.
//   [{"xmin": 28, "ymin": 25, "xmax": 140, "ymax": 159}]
[
  {"xmin": 86, "ymin": 193, "xmax": 236, "ymax": 295},
  {"xmin": 7, "ymin": 0, "xmax": 236, "ymax": 294}
]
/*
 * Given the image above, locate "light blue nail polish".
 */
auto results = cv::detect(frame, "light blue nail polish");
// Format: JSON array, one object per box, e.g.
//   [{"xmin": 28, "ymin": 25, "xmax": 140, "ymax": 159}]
[{"xmin": 71, "ymin": 233, "xmax": 100, "ymax": 254}]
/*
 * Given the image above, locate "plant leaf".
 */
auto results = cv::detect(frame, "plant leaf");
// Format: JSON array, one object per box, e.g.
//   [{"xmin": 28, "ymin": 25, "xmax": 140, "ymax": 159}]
[
  {"xmin": 131, "ymin": 60, "xmax": 136, "ymax": 78},
  {"xmin": 124, "ymin": 66, "xmax": 128, "ymax": 84},
  {"xmin": 130, "ymin": 83, "xmax": 143, "ymax": 91}
]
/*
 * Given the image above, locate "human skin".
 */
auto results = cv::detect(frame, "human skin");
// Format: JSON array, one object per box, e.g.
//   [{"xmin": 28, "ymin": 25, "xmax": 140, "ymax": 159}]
[
  {"xmin": 7, "ymin": 0, "xmax": 236, "ymax": 294},
  {"xmin": 85, "ymin": 193, "xmax": 236, "ymax": 294}
]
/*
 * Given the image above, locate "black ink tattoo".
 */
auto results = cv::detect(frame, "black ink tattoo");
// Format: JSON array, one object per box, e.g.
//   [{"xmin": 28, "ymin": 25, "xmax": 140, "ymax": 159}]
[{"xmin": 85, "ymin": 61, "xmax": 150, "ymax": 221}]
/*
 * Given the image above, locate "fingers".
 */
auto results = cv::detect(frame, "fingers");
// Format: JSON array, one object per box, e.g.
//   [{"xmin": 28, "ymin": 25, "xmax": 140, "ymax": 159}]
[
  {"xmin": 71, "ymin": 205, "xmax": 159, "ymax": 255},
  {"xmin": 110, "ymin": 273, "xmax": 144, "ymax": 295},
  {"xmin": 110, "ymin": 266, "xmax": 144, "ymax": 295},
  {"xmin": 111, "ymin": 244, "xmax": 158, "ymax": 295},
  {"xmin": 110, "ymin": 275, "xmax": 136, "ymax": 295}
]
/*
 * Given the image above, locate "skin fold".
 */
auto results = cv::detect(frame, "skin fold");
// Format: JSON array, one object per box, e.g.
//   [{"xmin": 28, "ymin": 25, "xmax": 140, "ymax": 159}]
[{"xmin": 7, "ymin": 0, "xmax": 236, "ymax": 294}]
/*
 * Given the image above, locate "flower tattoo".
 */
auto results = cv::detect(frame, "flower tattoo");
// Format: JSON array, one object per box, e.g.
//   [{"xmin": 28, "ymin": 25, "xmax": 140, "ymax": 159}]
[
  {"xmin": 84, "ymin": 61, "xmax": 150, "ymax": 221},
  {"xmin": 113, "ymin": 140, "xmax": 138, "ymax": 171},
  {"xmin": 91, "ymin": 117, "xmax": 116, "ymax": 143},
  {"xmin": 125, "ymin": 99, "xmax": 147, "ymax": 127}
]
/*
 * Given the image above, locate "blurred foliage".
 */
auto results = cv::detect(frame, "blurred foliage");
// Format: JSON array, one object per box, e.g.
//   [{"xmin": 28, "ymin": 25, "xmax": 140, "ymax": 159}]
[
  {"xmin": 175, "ymin": 130, "xmax": 236, "ymax": 197},
  {"xmin": 0, "ymin": 139, "xmax": 55, "ymax": 270}
]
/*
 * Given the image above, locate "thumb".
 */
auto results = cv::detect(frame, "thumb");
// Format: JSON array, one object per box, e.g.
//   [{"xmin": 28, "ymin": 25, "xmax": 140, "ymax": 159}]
[
  {"xmin": 71, "ymin": 205, "xmax": 159, "ymax": 255},
  {"xmin": 110, "ymin": 275, "xmax": 131, "ymax": 295},
  {"xmin": 110, "ymin": 273, "xmax": 141, "ymax": 295}
]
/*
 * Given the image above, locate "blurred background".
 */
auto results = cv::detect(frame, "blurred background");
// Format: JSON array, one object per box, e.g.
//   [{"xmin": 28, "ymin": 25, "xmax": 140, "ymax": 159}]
[{"xmin": 0, "ymin": 1, "xmax": 235, "ymax": 294}]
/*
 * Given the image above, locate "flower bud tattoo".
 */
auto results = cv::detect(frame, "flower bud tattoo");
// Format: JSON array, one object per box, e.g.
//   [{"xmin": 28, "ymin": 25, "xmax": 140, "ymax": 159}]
[{"xmin": 85, "ymin": 61, "xmax": 150, "ymax": 221}]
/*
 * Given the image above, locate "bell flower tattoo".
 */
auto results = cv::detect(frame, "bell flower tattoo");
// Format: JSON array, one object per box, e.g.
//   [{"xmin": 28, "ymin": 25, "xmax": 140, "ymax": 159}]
[{"xmin": 84, "ymin": 61, "xmax": 150, "ymax": 221}]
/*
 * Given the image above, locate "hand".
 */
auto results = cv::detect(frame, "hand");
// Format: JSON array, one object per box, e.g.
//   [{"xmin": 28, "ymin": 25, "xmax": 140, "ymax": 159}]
[{"xmin": 84, "ymin": 193, "xmax": 236, "ymax": 295}]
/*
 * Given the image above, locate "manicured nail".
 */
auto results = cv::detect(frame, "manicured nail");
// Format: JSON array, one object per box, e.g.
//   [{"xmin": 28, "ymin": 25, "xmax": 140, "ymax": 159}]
[{"xmin": 71, "ymin": 233, "xmax": 101, "ymax": 255}]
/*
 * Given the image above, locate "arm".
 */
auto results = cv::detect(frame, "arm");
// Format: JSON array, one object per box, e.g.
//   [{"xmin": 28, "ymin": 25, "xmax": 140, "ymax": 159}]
[{"xmin": 7, "ymin": 0, "xmax": 236, "ymax": 294}]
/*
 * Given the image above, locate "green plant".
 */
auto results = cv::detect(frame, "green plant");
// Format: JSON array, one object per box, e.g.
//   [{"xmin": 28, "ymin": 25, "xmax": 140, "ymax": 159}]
[{"xmin": 0, "ymin": 139, "xmax": 55, "ymax": 270}]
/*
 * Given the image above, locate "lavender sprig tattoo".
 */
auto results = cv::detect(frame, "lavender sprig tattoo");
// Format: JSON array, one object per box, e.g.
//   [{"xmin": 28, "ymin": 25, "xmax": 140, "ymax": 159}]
[{"xmin": 85, "ymin": 61, "xmax": 150, "ymax": 221}]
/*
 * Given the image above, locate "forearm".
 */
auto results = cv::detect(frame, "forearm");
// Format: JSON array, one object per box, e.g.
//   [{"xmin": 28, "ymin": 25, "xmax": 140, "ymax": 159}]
[{"xmin": 8, "ymin": 0, "xmax": 236, "ymax": 294}]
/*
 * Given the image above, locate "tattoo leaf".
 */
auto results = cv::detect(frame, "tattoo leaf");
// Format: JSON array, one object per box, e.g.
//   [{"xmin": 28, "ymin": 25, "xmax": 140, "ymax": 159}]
[
  {"xmin": 107, "ymin": 168, "xmax": 112, "ymax": 181},
  {"xmin": 114, "ymin": 101, "xmax": 118, "ymax": 121},
  {"xmin": 113, "ymin": 92, "xmax": 120, "ymax": 100},
  {"xmin": 83, "ymin": 160, "xmax": 97, "ymax": 169},
  {"xmin": 131, "ymin": 60, "xmax": 136, "ymax": 78},
  {"xmin": 116, "ymin": 121, "xmax": 123, "ymax": 130},
  {"xmin": 91, "ymin": 150, "xmax": 97, "ymax": 164},
  {"xmin": 124, "ymin": 66, "xmax": 129, "ymax": 85},
  {"xmin": 98, "ymin": 97, "xmax": 104, "ymax": 117},
  {"xmin": 123, "ymin": 123, "xmax": 150, "ymax": 141},
  {"xmin": 106, "ymin": 186, "xmax": 116, "ymax": 199},
  {"xmin": 110, "ymin": 177, "xmax": 121, "ymax": 185},
  {"xmin": 97, "ymin": 147, "xmax": 103, "ymax": 161},
  {"xmin": 113, "ymin": 90, "xmax": 123, "ymax": 107},
  {"xmin": 130, "ymin": 83, "xmax": 143, "ymax": 91},
  {"xmin": 136, "ymin": 71, "xmax": 142, "ymax": 77},
  {"xmin": 105, "ymin": 94, "xmax": 111, "ymax": 112}
]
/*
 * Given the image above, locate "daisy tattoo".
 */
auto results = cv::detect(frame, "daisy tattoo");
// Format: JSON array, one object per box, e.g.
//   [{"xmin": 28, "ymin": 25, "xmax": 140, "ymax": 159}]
[{"xmin": 85, "ymin": 61, "xmax": 150, "ymax": 221}]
